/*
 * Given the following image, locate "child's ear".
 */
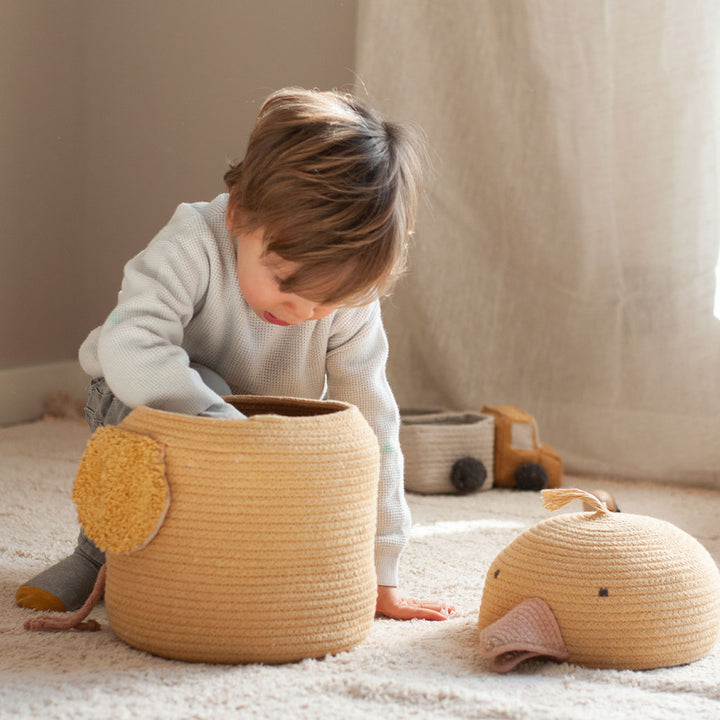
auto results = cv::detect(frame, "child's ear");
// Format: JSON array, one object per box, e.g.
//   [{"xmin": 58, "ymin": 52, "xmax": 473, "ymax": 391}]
[
  {"xmin": 225, "ymin": 205, "xmax": 236, "ymax": 235},
  {"xmin": 225, "ymin": 190, "xmax": 247, "ymax": 236},
  {"xmin": 73, "ymin": 426, "xmax": 170, "ymax": 554}
]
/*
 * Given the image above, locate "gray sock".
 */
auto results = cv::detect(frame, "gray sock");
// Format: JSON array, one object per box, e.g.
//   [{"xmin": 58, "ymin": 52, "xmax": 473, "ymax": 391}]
[{"xmin": 21, "ymin": 530, "xmax": 105, "ymax": 611}]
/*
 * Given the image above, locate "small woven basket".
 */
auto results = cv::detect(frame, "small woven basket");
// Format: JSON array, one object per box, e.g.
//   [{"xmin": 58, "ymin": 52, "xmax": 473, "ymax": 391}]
[
  {"xmin": 400, "ymin": 409, "xmax": 495, "ymax": 493},
  {"xmin": 76, "ymin": 396, "xmax": 379, "ymax": 664}
]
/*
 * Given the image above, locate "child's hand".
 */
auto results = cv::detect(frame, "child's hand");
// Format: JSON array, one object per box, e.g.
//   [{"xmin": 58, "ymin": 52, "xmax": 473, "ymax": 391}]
[{"xmin": 375, "ymin": 585, "xmax": 456, "ymax": 621}]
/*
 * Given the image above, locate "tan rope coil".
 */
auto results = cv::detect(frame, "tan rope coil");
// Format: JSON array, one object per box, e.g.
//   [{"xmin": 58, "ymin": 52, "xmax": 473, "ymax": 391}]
[{"xmin": 75, "ymin": 396, "xmax": 380, "ymax": 664}]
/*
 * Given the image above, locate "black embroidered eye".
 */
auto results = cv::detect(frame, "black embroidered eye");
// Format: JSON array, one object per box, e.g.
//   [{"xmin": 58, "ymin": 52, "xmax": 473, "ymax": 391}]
[
  {"xmin": 599, "ymin": 588, "xmax": 609, "ymax": 597},
  {"xmin": 494, "ymin": 569, "xmax": 501, "ymax": 579}
]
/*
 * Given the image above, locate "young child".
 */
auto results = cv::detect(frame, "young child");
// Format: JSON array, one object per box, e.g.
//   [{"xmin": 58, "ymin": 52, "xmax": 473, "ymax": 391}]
[{"xmin": 17, "ymin": 88, "xmax": 453, "ymax": 622}]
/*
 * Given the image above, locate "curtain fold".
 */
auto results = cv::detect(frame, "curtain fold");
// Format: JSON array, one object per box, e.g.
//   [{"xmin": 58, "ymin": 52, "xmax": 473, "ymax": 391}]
[{"xmin": 357, "ymin": 0, "xmax": 720, "ymax": 485}]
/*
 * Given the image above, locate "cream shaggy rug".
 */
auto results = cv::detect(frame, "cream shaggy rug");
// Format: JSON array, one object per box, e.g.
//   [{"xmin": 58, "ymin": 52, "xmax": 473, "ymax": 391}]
[{"xmin": 2, "ymin": 419, "xmax": 720, "ymax": 720}]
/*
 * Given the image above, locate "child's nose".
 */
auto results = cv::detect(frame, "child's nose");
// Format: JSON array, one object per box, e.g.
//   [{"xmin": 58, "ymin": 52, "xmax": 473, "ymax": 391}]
[{"xmin": 285, "ymin": 298, "xmax": 317, "ymax": 321}]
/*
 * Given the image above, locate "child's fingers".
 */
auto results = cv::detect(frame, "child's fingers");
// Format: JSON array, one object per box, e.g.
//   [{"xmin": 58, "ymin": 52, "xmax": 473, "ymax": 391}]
[
  {"xmin": 410, "ymin": 606, "xmax": 450, "ymax": 621},
  {"xmin": 404, "ymin": 598, "xmax": 456, "ymax": 612},
  {"xmin": 398, "ymin": 598, "xmax": 457, "ymax": 620}
]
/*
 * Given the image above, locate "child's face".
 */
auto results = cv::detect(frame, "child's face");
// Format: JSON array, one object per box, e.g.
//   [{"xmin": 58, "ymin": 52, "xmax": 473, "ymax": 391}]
[{"xmin": 232, "ymin": 223, "xmax": 338, "ymax": 326}]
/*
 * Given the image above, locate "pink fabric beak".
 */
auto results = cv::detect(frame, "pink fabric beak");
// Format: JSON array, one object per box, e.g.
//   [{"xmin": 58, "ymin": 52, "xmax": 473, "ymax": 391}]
[{"xmin": 479, "ymin": 597, "xmax": 570, "ymax": 672}]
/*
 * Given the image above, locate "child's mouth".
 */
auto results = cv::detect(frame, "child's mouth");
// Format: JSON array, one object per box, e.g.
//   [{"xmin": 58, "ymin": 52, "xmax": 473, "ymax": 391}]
[{"xmin": 263, "ymin": 311, "xmax": 291, "ymax": 326}]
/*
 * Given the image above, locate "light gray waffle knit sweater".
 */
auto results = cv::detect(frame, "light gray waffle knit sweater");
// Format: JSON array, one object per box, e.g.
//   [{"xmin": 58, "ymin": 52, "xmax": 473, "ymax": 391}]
[{"xmin": 79, "ymin": 194, "xmax": 410, "ymax": 586}]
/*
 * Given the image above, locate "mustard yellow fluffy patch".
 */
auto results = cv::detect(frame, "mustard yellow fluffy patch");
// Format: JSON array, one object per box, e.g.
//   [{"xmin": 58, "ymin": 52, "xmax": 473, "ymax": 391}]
[{"xmin": 73, "ymin": 426, "xmax": 169, "ymax": 554}]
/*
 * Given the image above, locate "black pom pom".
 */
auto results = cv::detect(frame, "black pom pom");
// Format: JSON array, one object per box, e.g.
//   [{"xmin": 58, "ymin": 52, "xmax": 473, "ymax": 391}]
[
  {"xmin": 514, "ymin": 463, "xmax": 548, "ymax": 491},
  {"xmin": 450, "ymin": 456, "xmax": 487, "ymax": 494}
]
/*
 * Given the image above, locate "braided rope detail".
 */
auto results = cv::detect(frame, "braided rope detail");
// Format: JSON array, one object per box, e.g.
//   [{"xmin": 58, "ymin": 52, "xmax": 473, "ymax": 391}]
[{"xmin": 24, "ymin": 564, "xmax": 107, "ymax": 632}]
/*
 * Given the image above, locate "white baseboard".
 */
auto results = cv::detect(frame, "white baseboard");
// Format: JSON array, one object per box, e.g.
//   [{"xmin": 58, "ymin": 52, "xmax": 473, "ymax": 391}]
[{"xmin": 0, "ymin": 360, "xmax": 89, "ymax": 426}]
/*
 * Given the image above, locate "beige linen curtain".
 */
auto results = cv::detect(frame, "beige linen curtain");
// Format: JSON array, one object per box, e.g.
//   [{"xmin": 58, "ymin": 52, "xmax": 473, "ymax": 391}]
[{"xmin": 357, "ymin": 0, "xmax": 720, "ymax": 485}]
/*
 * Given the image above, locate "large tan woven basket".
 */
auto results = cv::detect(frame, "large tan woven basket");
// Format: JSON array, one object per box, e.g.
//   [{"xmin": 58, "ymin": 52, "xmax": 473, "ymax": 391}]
[{"xmin": 74, "ymin": 396, "xmax": 380, "ymax": 664}]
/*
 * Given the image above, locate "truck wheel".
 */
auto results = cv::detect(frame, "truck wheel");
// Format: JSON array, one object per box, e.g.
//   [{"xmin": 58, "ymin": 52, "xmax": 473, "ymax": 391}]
[{"xmin": 515, "ymin": 463, "xmax": 548, "ymax": 491}]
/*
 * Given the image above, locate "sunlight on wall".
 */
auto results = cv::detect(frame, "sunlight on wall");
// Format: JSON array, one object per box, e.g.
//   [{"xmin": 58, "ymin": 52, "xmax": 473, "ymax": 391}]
[{"xmin": 715, "ymin": 264, "xmax": 720, "ymax": 320}]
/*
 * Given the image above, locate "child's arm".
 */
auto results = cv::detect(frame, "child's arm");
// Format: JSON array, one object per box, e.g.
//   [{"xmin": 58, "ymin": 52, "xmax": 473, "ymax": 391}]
[
  {"xmin": 326, "ymin": 303, "xmax": 455, "ymax": 620},
  {"xmin": 79, "ymin": 203, "xmax": 244, "ymax": 420}
]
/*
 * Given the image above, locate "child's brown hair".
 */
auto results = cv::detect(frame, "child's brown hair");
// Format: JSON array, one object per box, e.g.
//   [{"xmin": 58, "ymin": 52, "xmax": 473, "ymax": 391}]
[{"xmin": 224, "ymin": 87, "xmax": 427, "ymax": 306}]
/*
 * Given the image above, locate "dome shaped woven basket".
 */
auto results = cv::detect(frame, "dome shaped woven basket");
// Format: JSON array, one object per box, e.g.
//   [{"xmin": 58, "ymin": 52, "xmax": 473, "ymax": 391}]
[
  {"xmin": 478, "ymin": 490, "xmax": 720, "ymax": 670},
  {"xmin": 75, "ymin": 396, "xmax": 380, "ymax": 664}
]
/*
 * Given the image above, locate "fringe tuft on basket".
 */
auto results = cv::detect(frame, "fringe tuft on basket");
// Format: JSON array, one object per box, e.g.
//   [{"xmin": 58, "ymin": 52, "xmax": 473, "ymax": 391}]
[{"xmin": 541, "ymin": 488, "xmax": 610, "ymax": 514}]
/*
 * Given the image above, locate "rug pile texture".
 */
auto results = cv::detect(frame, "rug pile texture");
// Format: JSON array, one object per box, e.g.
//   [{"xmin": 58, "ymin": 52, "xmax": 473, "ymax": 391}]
[{"xmin": 1, "ymin": 419, "xmax": 719, "ymax": 720}]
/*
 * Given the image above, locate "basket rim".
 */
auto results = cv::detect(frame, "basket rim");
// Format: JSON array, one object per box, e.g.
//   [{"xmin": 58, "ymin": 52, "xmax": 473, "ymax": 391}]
[
  {"xmin": 124, "ymin": 395, "xmax": 355, "ymax": 427},
  {"xmin": 401, "ymin": 410, "xmax": 491, "ymax": 427}
]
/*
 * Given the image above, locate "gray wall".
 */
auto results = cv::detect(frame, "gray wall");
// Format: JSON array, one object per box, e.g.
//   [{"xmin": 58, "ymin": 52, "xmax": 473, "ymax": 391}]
[{"xmin": 0, "ymin": 0, "xmax": 357, "ymax": 369}]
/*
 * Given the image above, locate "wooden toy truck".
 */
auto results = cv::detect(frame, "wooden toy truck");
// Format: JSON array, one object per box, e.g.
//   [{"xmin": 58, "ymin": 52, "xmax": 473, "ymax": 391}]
[{"xmin": 482, "ymin": 405, "xmax": 562, "ymax": 489}]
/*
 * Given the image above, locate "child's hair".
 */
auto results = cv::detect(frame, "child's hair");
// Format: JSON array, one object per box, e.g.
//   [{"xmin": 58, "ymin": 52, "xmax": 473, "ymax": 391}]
[{"xmin": 224, "ymin": 87, "xmax": 427, "ymax": 306}]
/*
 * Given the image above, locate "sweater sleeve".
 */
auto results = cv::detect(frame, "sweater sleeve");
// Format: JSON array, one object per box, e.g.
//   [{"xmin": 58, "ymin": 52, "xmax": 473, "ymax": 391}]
[
  {"xmin": 80, "ymin": 206, "xmax": 243, "ymax": 419},
  {"xmin": 325, "ymin": 302, "xmax": 411, "ymax": 587}
]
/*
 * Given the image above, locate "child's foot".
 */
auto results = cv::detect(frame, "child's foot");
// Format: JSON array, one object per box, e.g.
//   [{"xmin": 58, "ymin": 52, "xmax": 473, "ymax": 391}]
[{"xmin": 16, "ymin": 532, "xmax": 105, "ymax": 612}]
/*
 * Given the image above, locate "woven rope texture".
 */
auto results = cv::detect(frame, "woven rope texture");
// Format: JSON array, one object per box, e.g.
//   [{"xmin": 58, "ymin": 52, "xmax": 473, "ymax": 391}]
[
  {"xmin": 478, "ymin": 491, "xmax": 720, "ymax": 669},
  {"xmin": 91, "ymin": 396, "xmax": 379, "ymax": 664}
]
